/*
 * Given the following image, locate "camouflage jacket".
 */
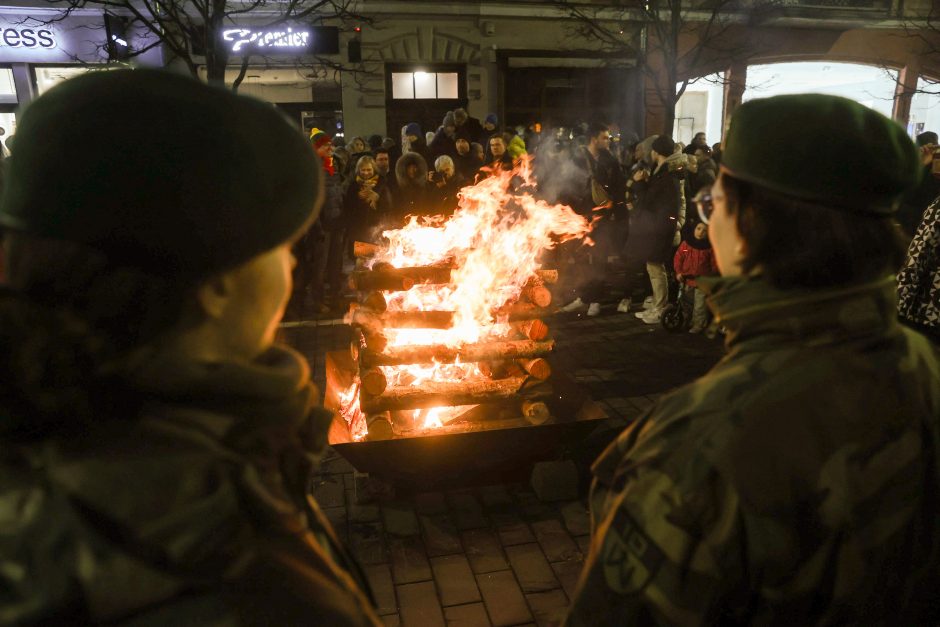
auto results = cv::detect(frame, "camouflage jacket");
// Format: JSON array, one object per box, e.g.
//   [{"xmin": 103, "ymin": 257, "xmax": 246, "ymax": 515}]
[
  {"xmin": 0, "ymin": 345, "xmax": 381, "ymax": 626},
  {"xmin": 565, "ymin": 275, "xmax": 940, "ymax": 626}
]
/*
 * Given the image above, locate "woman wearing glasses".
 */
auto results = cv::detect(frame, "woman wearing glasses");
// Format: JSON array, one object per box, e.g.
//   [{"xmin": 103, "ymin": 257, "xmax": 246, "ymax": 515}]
[{"xmin": 565, "ymin": 95, "xmax": 940, "ymax": 626}]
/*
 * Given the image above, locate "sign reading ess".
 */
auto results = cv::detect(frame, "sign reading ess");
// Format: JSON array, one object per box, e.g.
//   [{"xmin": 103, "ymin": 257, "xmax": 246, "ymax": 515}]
[{"xmin": 0, "ymin": 26, "xmax": 56, "ymax": 49}]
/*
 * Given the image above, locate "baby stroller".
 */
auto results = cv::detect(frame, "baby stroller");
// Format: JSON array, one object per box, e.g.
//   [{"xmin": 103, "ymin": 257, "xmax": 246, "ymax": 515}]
[{"xmin": 661, "ymin": 278, "xmax": 695, "ymax": 333}]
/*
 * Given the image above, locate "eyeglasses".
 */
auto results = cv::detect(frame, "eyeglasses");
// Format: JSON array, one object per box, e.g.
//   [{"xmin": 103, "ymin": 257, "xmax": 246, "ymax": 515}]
[{"xmin": 694, "ymin": 190, "xmax": 714, "ymax": 224}]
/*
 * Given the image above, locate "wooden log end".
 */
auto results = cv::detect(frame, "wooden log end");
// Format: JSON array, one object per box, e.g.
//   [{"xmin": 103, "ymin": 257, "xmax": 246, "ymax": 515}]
[
  {"xmin": 354, "ymin": 241, "xmax": 381, "ymax": 258},
  {"xmin": 363, "ymin": 291, "xmax": 388, "ymax": 313},
  {"xmin": 360, "ymin": 368, "xmax": 388, "ymax": 397},
  {"xmin": 517, "ymin": 319, "xmax": 549, "ymax": 341},
  {"xmin": 366, "ymin": 413, "xmax": 394, "ymax": 440},
  {"xmin": 523, "ymin": 286, "xmax": 552, "ymax": 308},
  {"xmin": 519, "ymin": 358, "xmax": 551, "ymax": 381},
  {"xmin": 522, "ymin": 400, "xmax": 551, "ymax": 425}
]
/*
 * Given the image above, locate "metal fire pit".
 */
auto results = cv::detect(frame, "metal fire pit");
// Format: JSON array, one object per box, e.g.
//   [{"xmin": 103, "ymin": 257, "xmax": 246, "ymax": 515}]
[{"xmin": 325, "ymin": 350, "xmax": 607, "ymax": 487}]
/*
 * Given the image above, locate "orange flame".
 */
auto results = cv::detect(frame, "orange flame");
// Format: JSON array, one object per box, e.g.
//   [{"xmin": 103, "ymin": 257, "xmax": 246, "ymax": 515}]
[{"xmin": 344, "ymin": 155, "xmax": 592, "ymax": 437}]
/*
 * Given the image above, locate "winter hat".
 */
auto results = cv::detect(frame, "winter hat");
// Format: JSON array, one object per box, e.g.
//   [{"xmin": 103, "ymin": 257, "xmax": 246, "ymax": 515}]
[
  {"xmin": 453, "ymin": 108, "xmax": 468, "ymax": 125},
  {"xmin": 310, "ymin": 127, "xmax": 333, "ymax": 149},
  {"xmin": 404, "ymin": 122, "xmax": 421, "ymax": 137},
  {"xmin": 916, "ymin": 131, "xmax": 938, "ymax": 147},
  {"xmin": 0, "ymin": 69, "xmax": 321, "ymax": 282},
  {"xmin": 368, "ymin": 134, "xmax": 383, "ymax": 150},
  {"xmin": 442, "ymin": 111, "xmax": 456, "ymax": 129},
  {"xmin": 382, "ymin": 137, "xmax": 396, "ymax": 149},
  {"xmin": 484, "ymin": 113, "xmax": 498, "ymax": 126},
  {"xmin": 651, "ymin": 135, "xmax": 676, "ymax": 157},
  {"xmin": 722, "ymin": 94, "xmax": 921, "ymax": 215}
]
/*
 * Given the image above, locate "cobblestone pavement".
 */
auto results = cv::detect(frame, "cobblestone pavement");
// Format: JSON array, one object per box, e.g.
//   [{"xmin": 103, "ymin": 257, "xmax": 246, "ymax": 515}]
[{"xmin": 279, "ymin": 307, "xmax": 724, "ymax": 626}]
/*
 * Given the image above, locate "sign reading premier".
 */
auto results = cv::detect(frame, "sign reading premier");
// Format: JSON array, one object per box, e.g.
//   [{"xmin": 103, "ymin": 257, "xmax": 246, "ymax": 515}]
[
  {"xmin": 0, "ymin": 26, "xmax": 56, "ymax": 49},
  {"xmin": 222, "ymin": 27, "xmax": 310, "ymax": 54}
]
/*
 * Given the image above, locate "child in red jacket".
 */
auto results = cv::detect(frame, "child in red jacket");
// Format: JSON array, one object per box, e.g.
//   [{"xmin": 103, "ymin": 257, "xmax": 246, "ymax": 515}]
[{"xmin": 674, "ymin": 222, "xmax": 718, "ymax": 333}]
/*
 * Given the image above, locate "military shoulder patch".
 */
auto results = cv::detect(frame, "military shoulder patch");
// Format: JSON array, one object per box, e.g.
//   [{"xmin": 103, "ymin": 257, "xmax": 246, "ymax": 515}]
[{"xmin": 600, "ymin": 508, "xmax": 666, "ymax": 595}]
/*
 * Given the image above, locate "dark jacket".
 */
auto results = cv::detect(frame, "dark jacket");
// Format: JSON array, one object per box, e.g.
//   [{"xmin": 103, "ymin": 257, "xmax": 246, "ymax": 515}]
[
  {"xmin": 320, "ymin": 159, "xmax": 346, "ymax": 230},
  {"xmin": 0, "ymin": 300, "xmax": 381, "ymax": 625},
  {"xmin": 458, "ymin": 117, "xmax": 485, "ymax": 146},
  {"xmin": 574, "ymin": 147, "xmax": 627, "ymax": 218},
  {"xmin": 566, "ymin": 275, "xmax": 940, "ymax": 626},
  {"xmin": 429, "ymin": 128, "xmax": 457, "ymax": 160},
  {"xmin": 394, "ymin": 151, "xmax": 430, "ymax": 222},
  {"xmin": 453, "ymin": 152, "xmax": 483, "ymax": 183},
  {"xmin": 427, "ymin": 173, "xmax": 466, "ymax": 217},
  {"xmin": 627, "ymin": 163, "xmax": 681, "ymax": 263}
]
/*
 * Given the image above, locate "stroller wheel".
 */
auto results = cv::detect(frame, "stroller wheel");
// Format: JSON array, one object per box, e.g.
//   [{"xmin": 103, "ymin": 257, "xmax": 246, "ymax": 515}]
[{"xmin": 661, "ymin": 304, "xmax": 685, "ymax": 333}]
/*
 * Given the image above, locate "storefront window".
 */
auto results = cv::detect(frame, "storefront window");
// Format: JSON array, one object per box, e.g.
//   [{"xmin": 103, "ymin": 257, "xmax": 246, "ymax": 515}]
[
  {"xmin": 34, "ymin": 66, "xmax": 111, "ymax": 96},
  {"xmin": 391, "ymin": 71, "xmax": 460, "ymax": 99},
  {"xmin": 909, "ymin": 77, "xmax": 940, "ymax": 139},
  {"xmin": 0, "ymin": 68, "xmax": 15, "ymax": 99}
]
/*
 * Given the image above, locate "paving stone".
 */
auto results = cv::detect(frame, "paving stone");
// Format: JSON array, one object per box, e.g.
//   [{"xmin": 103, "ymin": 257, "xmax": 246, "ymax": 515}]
[
  {"xmin": 492, "ymin": 514, "xmax": 535, "ymax": 546},
  {"xmin": 558, "ymin": 501, "xmax": 591, "ymax": 537},
  {"xmin": 462, "ymin": 529, "xmax": 509, "ymax": 574},
  {"xmin": 350, "ymin": 521, "xmax": 387, "ymax": 565},
  {"xmin": 414, "ymin": 492, "xmax": 448, "ymax": 515},
  {"xmin": 356, "ymin": 471, "xmax": 396, "ymax": 504},
  {"xmin": 550, "ymin": 559, "xmax": 584, "ymax": 599},
  {"xmin": 397, "ymin": 581, "xmax": 445, "ymax": 627},
  {"xmin": 382, "ymin": 614, "xmax": 401, "ymax": 627},
  {"xmin": 431, "ymin": 555, "xmax": 481, "ymax": 607},
  {"xmin": 627, "ymin": 396, "xmax": 654, "ymax": 411},
  {"xmin": 575, "ymin": 535, "xmax": 590, "ymax": 555},
  {"xmin": 530, "ymin": 518, "xmax": 581, "ymax": 563},
  {"xmin": 447, "ymin": 492, "xmax": 488, "ymax": 530},
  {"xmin": 476, "ymin": 570, "xmax": 532, "ymax": 627},
  {"xmin": 421, "ymin": 513, "xmax": 463, "ymax": 556},
  {"xmin": 347, "ymin": 488, "xmax": 382, "ymax": 523},
  {"xmin": 310, "ymin": 475, "xmax": 345, "ymax": 508},
  {"xmin": 389, "ymin": 536, "xmax": 432, "ymax": 584},
  {"xmin": 383, "ymin": 502, "xmax": 420, "ymax": 537},
  {"xmin": 443, "ymin": 602, "xmax": 491, "ymax": 627},
  {"xmin": 365, "ymin": 563, "xmax": 398, "ymax": 616},
  {"xmin": 513, "ymin": 490, "xmax": 555, "ymax": 521},
  {"xmin": 525, "ymin": 589, "xmax": 569, "ymax": 627},
  {"xmin": 531, "ymin": 461, "xmax": 579, "ymax": 502},
  {"xmin": 321, "ymin": 506, "xmax": 348, "ymax": 542},
  {"xmin": 505, "ymin": 543, "xmax": 560, "ymax": 593},
  {"xmin": 479, "ymin": 485, "xmax": 513, "ymax": 510}
]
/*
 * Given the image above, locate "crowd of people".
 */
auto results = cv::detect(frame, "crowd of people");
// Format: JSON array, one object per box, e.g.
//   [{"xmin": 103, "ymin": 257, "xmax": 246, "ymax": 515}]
[
  {"xmin": 290, "ymin": 111, "xmax": 727, "ymax": 327},
  {"xmin": 0, "ymin": 69, "xmax": 939, "ymax": 626}
]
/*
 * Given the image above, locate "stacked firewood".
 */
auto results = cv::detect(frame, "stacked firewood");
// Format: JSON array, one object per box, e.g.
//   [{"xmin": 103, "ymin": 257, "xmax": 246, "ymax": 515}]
[{"xmin": 347, "ymin": 241, "xmax": 558, "ymax": 438}]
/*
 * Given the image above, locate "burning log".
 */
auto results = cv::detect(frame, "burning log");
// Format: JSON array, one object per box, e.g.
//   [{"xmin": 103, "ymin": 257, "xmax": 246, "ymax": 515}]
[
  {"xmin": 354, "ymin": 241, "xmax": 381, "ymax": 259},
  {"xmin": 522, "ymin": 400, "xmax": 551, "ymax": 425},
  {"xmin": 518, "ymin": 358, "xmax": 551, "ymax": 381},
  {"xmin": 514, "ymin": 319, "xmax": 549, "ymax": 341},
  {"xmin": 522, "ymin": 286, "xmax": 552, "ymax": 308},
  {"xmin": 495, "ymin": 301, "xmax": 552, "ymax": 322},
  {"xmin": 366, "ymin": 413, "xmax": 394, "ymax": 440},
  {"xmin": 349, "ymin": 266, "xmax": 452, "ymax": 292},
  {"xmin": 349, "ymin": 306, "xmax": 456, "ymax": 331},
  {"xmin": 360, "ymin": 368, "xmax": 388, "ymax": 396},
  {"xmin": 363, "ymin": 291, "xmax": 388, "ymax": 313},
  {"xmin": 534, "ymin": 269, "xmax": 559, "ymax": 285},
  {"xmin": 360, "ymin": 339, "xmax": 555, "ymax": 369},
  {"xmin": 361, "ymin": 377, "xmax": 527, "ymax": 413}
]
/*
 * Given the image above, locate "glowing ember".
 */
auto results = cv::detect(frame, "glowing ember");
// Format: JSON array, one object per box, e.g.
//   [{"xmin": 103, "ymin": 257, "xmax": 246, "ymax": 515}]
[{"xmin": 342, "ymin": 156, "xmax": 592, "ymax": 439}]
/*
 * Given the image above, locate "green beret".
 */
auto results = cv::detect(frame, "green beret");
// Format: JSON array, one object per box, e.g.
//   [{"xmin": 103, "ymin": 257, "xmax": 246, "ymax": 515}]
[
  {"xmin": 721, "ymin": 94, "xmax": 921, "ymax": 215},
  {"xmin": 0, "ymin": 69, "xmax": 322, "ymax": 280}
]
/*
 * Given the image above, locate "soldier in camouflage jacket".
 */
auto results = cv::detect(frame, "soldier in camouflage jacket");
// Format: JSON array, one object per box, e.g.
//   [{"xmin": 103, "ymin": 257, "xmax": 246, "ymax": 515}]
[{"xmin": 566, "ymin": 95, "xmax": 940, "ymax": 626}]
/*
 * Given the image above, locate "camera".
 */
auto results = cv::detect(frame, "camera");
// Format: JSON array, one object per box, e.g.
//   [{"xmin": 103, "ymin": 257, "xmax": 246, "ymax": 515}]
[{"xmin": 431, "ymin": 171, "xmax": 445, "ymax": 183}]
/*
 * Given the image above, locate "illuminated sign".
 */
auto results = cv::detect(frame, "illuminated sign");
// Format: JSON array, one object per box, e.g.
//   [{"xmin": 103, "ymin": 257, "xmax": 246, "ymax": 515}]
[
  {"xmin": 222, "ymin": 27, "xmax": 310, "ymax": 53},
  {"xmin": 0, "ymin": 27, "xmax": 56, "ymax": 49}
]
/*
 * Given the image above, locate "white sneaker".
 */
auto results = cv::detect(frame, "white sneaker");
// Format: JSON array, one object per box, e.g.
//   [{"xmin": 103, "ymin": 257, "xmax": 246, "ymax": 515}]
[
  {"xmin": 643, "ymin": 296, "xmax": 655, "ymax": 310},
  {"xmin": 560, "ymin": 297, "xmax": 586, "ymax": 312},
  {"xmin": 616, "ymin": 298, "xmax": 631, "ymax": 313},
  {"xmin": 587, "ymin": 302, "xmax": 601, "ymax": 316},
  {"xmin": 639, "ymin": 309, "xmax": 661, "ymax": 324},
  {"xmin": 689, "ymin": 325, "xmax": 704, "ymax": 334}
]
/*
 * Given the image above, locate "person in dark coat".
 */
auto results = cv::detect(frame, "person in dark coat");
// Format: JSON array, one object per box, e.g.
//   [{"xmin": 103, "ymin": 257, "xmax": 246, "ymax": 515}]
[
  {"xmin": 625, "ymin": 135, "xmax": 682, "ymax": 323},
  {"xmin": 427, "ymin": 155, "xmax": 465, "ymax": 217},
  {"xmin": 344, "ymin": 155, "xmax": 392, "ymax": 246},
  {"xmin": 393, "ymin": 151, "xmax": 430, "ymax": 223},
  {"xmin": 308, "ymin": 128, "xmax": 347, "ymax": 311},
  {"xmin": 454, "ymin": 108, "xmax": 485, "ymax": 146},
  {"xmin": 480, "ymin": 134, "xmax": 514, "ymax": 179},
  {"xmin": 0, "ymin": 69, "xmax": 380, "ymax": 626},
  {"xmin": 429, "ymin": 111, "xmax": 458, "ymax": 160},
  {"xmin": 403, "ymin": 122, "xmax": 433, "ymax": 169},
  {"xmin": 453, "ymin": 130, "xmax": 482, "ymax": 182}
]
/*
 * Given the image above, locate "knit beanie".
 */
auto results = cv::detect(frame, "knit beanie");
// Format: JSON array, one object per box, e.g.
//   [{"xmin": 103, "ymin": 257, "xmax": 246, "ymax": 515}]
[
  {"xmin": 405, "ymin": 122, "xmax": 421, "ymax": 137},
  {"xmin": 454, "ymin": 108, "xmax": 468, "ymax": 125},
  {"xmin": 484, "ymin": 113, "xmax": 498, "ymax": 126},
  {"xmin": 651, "ymin": 135, "xmax": 676, "ymax": 157},
  {"xmin": 0, "ymin": 69, "xmax": 321, "ymax": 282},
  {"xmin": 310, "ymin": 127, "xmax": 332, "ymax": 149}
]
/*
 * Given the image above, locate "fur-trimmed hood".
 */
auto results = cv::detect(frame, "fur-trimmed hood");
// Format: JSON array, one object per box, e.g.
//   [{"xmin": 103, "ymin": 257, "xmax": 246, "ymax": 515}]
[{"xmin": 396, "ymin": 151, "xmax": 428, "ymax": 188}]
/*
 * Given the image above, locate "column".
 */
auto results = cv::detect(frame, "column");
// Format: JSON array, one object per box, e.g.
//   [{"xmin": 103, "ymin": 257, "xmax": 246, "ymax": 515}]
[{"xmin": 892, "ymin": 65, "xmax": 919, "ymax": 129}]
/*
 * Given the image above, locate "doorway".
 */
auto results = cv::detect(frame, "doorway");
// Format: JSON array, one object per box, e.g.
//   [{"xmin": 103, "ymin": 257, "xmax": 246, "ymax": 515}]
[{"xmin": 385, "ymin": 63, "xmax": 467, "ymax": 139}]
